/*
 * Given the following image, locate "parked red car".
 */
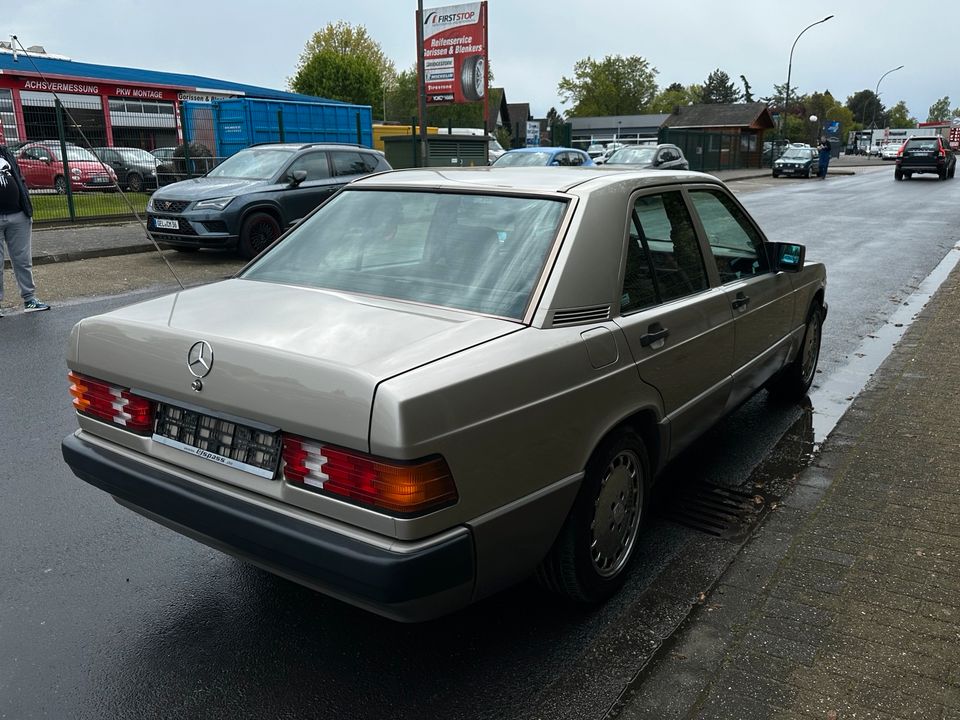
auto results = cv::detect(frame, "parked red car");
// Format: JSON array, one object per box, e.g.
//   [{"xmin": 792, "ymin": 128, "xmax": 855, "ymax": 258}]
[{"xmin": 16, "ymin": 141, "xmax": 116, "ymax": 193}]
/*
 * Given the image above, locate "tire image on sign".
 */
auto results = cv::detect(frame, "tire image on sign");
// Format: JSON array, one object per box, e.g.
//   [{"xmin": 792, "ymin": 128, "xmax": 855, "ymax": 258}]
[{"xmin": 460, "ymin": 54, "xmax": 485, "ymax": 101}]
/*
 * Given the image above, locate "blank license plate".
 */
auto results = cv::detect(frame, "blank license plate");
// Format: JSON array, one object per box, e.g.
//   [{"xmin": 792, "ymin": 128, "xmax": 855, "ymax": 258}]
[{"xmin": 154, "ymin": 218, "xmax": 179, "ymax": 230}]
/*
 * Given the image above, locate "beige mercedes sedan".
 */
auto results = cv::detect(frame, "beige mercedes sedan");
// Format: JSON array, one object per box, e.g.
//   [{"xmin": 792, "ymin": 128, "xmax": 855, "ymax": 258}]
[{"xmin": 62, "ymin": 166, "xmax": 826, "ymax": 622}]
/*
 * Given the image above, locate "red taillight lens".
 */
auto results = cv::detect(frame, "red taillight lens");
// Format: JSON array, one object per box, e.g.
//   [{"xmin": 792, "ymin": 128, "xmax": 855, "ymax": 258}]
[
  {"xmin": 68, "ymin": 371, "xmax": 155, "ymax": 435},
  {"xmin": 282, "ymin": 435, "xmax": 457, "ymax": 515}
]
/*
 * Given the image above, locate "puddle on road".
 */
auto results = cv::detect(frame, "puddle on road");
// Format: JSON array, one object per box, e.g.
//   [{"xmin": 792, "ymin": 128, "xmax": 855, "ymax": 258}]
[{"xmin": 807, "ymin": 242, "xmax": 960, "ymax": 445}]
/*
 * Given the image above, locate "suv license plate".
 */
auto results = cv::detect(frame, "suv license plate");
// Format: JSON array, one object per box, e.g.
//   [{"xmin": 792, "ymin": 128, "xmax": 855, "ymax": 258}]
[{"xmin": 154, "ymin": 218, "xmax": 179, "ymax": 230}]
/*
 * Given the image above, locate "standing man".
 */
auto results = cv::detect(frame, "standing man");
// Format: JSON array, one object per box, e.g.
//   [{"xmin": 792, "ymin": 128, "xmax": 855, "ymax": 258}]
[
  {"xmin": 0, "ymin": 144, "xmax": 49, "ymax": 317},
  {"xmin": 817, "ymin": 135, "xmax": 832, "ymax": 179}
]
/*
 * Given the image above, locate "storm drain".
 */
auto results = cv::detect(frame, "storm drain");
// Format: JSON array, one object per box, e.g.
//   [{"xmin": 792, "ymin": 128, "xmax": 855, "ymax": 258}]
[{"xmin": 655, "ymin": 482, "xmax": 777, "ymax": 542}]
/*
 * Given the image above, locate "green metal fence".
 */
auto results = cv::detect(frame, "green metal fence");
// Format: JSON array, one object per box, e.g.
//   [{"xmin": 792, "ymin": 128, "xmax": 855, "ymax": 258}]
[{"xmin": 10, "ymin": 94, "xmax": 220, "ymax": 224}]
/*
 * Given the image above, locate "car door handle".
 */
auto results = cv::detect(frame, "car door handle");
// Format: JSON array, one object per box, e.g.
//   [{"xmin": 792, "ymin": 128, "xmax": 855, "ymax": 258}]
[
  {"xmin": 640, "ymin": 322, "xmax": 670, "ymax": 348},
  {"xmin": 732, "ymin": 292, "xmax": 750, "ymax": 311}
]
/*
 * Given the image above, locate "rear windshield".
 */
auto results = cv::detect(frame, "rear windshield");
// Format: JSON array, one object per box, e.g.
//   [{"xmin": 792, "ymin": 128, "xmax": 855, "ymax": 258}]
[
  {"xmin": 905, "ymin": 138, "xmax": 939, "ymax": 150},
  {"xmin": 242, "ymin": 189, "xmax": 568, "ymax": 320},
  {"xmin": 607, "ymin": 147, "xmax": 657, "ymax": 164}
]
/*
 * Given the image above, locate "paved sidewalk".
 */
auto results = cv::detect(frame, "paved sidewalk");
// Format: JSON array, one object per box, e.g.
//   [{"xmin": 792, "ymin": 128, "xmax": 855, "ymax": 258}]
[{"xmin": 616, "ymin": 265, "xmax": 960, "ymax": 718}]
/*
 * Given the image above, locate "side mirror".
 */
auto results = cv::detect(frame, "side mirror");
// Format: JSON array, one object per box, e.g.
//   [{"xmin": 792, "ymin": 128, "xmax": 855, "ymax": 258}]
[
  {"xmin": 288, "ymin": 169, "xmax": 308, "ymax": 186},
  {"xmin": 768, "ymin": 242, "xmax": 805, "ymax": 272}
]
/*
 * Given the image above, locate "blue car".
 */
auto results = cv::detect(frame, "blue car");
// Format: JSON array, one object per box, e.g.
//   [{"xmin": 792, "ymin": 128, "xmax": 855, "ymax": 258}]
[{"xmin": 492, "ymin": 147, "xmax": 594, "ymax": 167}]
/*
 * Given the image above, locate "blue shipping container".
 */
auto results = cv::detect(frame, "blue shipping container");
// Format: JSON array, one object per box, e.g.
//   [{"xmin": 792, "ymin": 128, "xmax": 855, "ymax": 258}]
[{"xmin": 206, "ymin": 98, "xmax": 373, "ymax": 157}]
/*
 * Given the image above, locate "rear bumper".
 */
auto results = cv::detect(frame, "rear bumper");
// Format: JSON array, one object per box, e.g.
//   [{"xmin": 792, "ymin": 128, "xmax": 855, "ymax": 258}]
[{"xmin": 62, "ymin": 432, "xmax": 476, "ymax": 621}]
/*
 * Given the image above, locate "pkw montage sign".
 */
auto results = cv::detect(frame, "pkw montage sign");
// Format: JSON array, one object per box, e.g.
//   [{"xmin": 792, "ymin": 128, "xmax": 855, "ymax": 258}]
[{"xmin": 420, "ymin": 2, "xmax": 487, "ymax": 104}]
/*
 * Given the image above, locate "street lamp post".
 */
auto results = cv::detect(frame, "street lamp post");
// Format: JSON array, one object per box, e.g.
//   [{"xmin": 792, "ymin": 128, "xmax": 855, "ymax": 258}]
[
  {"xmin": 868, "ymin": 65, "xmax": 904, "ymax": 131},
  {"xmin": 783, "ymin": 15, "xmax": 834, "ymax": 142}
]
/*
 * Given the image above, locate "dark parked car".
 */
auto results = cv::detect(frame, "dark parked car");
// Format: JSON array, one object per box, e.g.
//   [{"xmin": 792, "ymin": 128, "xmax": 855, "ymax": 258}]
[
  {"xmin": 772, "ymin": 146, "xmax": 817, "ymax": 178},
  {"xmin": 895, "ymin": 136, "xmax": 956, "ymax": 181},
  {"xmin": 93, "ymin": 147, "xmax": 159, "ymax": 192},
  {"xmin": 146, "ymin": 143, "xmax": 392, "ymax": 258},
  {"xmin": 604, "ymin": 144, "xmax": 689, "ymax": 171}
]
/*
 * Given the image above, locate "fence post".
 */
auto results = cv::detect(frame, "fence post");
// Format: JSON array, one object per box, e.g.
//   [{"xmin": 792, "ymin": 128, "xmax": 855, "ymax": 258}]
[
  {"xmin": 277, "ymin": 109, "xmax": 285, "ymax": 143},
  {"xmin": 180, "ymin": 103, "xmax": 194, "ymax": 178},
  {"xmin": 55, "ymin": 99, "xmax": 76, "ymax": 221}
]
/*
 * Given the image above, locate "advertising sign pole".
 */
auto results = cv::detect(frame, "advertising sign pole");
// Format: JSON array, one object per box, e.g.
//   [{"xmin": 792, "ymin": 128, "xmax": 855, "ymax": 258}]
[
  {"xmin": 416, "ymin": 0, "xmax": 428, "ymax": 168},
  {"xmin": 482, "ymin": 3, "xmax": 489, "ymax": 138}
]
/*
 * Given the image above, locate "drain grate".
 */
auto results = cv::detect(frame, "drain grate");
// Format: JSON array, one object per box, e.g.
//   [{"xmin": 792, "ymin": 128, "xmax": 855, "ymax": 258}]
[{"xmin": 656, "ymin": 482, "xmax": 775, "ymax": 541}]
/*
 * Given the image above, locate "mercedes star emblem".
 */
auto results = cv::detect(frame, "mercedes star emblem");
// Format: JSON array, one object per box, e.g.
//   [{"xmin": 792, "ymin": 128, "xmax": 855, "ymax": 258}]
[{"xmin": 187, "ymin": 341, "xmax": 214, "ymax": 379}]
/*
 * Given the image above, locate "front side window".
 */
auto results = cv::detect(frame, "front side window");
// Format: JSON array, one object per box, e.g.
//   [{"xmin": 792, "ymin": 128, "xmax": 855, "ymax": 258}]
[
  {"xmin": 621, "ymin": 191, "xmax": 709, "ymax": 313},
  {"xmin": 243, "ymin": 190, "xmax": 567, "ymax": 320},
  {"xmin": 689, "ymin": 189, "xmax": 769, "ymax": 283},
  {"xmin": 286, "ymin": 152, "xmax": 331, "ymax": 181}
]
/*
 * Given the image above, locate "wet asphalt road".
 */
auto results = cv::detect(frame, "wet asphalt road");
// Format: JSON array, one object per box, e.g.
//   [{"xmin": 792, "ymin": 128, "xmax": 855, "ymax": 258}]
[{"xmin": 2, "ymin": 167, "xmax": 960, "ymax": 719}]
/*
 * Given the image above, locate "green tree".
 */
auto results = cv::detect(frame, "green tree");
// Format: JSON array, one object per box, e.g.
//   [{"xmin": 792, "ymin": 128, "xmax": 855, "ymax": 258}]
[
  {"xmin": 290, "ymin": 21, "xmax": 395, "ymax": 119},
  {"xmin": 927, "ymin": 96, "xmax": 951, "ymax": 123},
  {"xmin": 649, "ymin": 83, "xmax": 701, "ymax": 113},
  {"xmin": 740, "ymin": 75, "xmax": 754, "ymax": 103},
  {"xmin": 886, "ymin": 101, "xmax": 916, "ymax": 128},
  {"xmin": 558, "ymin": 55, "xmax": 658, "ymax": 117},
  {"xmin": 846, "ymin": 89, "xmax": 885, "ymax": 128},
  {"xmin": 701, "ymin": 68, "xmax": 741, "ymax": 104}
]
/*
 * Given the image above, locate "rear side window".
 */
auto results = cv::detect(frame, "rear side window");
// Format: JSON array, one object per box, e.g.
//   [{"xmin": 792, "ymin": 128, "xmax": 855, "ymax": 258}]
[
  {"xmin": 689, "ymin": 189, "xmax": 769, "ymax": 283},
  {"xmin": 621, "ymin": 191, "xmax": 709, "ymax": 313},
  {"xmin": 331, "ymin": 151, "xmax": 379, "ymax": 177}
]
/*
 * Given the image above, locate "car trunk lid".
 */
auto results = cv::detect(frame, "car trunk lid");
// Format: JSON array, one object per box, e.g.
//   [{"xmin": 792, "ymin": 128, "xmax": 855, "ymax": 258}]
[{"xmin": 71, "ymin": 279, "xmax": 520, "ymax": 451}]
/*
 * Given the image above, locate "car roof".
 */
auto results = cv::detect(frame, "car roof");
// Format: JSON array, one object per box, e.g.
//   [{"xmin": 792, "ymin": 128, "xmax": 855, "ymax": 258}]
[
  {"xmin": 501, "ymin": 147, "xmax": 583, "ymax": 155},
  {"xmin": 350, "ymin": 166, "xmax": 720, "ymax": 195}
]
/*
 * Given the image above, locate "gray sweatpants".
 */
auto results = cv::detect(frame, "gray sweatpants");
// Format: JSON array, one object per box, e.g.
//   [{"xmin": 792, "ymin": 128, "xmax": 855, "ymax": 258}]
[{"xmin": 0, "ymin": 211, "xmax": 36, "ymax": 303}]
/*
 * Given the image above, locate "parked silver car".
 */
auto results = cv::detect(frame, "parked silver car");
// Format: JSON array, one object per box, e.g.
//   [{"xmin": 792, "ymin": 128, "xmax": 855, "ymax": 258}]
[
  {"xmin": 62, "ymin": 167, "xmax": 826, "ymax": 621},
  {"xmin": 604, "ymin": 143, "xmax": 690, "ymax": 170}
]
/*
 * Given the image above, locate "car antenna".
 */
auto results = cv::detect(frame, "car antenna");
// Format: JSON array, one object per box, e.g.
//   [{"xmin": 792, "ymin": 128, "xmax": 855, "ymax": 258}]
[{"xmin": 8, "ymin": 35, "xmax": 185, "ymax": 290}]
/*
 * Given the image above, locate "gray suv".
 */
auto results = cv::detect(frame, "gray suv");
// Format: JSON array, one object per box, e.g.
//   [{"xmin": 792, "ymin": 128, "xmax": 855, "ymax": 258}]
[{"xmin": 147, "ymin": 143, "xmax": 392, "ymax": 258}]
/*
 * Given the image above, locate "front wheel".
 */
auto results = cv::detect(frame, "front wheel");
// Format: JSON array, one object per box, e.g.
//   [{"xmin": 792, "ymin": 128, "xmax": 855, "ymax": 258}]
[
  {"xmin": 768, "ymin": 302, "xmax": 823, "ymax": 401},
  {"xmin": 54, "ymin": 175, "xmax": 67, "ymax": 194},
  {"xmin": 536, "ymin": 428, "xmax": 649, "ymax": 603},
  {"xmin": 238, "ymin": 212, "xmax": 281, "ymax": 260}
]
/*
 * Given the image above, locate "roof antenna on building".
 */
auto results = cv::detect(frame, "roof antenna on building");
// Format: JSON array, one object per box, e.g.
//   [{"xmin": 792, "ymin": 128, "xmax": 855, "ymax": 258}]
[
  {"xmin": 10, "ymin": 35, "xmax": 18, "ymax": 62},
  {"xmin": 9, "ymin": 35, "xmax": 185, "ymax": 290}
]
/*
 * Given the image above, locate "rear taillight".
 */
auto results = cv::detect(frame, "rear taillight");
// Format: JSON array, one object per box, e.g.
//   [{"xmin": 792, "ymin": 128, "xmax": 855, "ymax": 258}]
[
  {"xmin": 68, "ymin": 371, "xmax": 155, "ymax": 435},
  {"xmin": 282, "ymin": 435, "xmax": 457, "ymax": 515}
]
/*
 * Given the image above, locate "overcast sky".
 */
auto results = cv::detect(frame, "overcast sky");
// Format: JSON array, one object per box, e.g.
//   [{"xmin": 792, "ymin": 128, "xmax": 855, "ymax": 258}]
[{"xmin": 7, "ymin": 0, "xmax": 956, "ymax": 121}]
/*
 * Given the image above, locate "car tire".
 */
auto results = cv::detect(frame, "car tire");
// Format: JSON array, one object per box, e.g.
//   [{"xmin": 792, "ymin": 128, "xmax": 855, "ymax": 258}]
[
  {"xmin": 804, "ymin": 167, "xmax": 811, "ymax": 178},
  {"xmin": 459, "ymin": 54, "xmax": 485, "ymax": 101},
  {"xmin": 768, "ymin": 301, "xmax": 823, "ymax": 402},
  {"xmin": 772, "ymin": 171, "xmax": 780, "ymax": 178},
  {"xmin": 895, "ymin": 168, "xmax": 904, "ymax": 181},
  {"xmin": 126, "ymin": 172, "xmax": 144, "ymax": 193},
  {"xmin": 949, "ymin": 164, "xmax": 956, "ymax": 179},
  {"xmin": 54, "ymin": 175, "xmax": 67, "ymax": 194},
  {"xmin": 536, "ymin": 427, "xmax": 649, "ymax": 604},
  {"xmin": 238, "ymin": 212, "xmax": 281, "ymax": 260}
]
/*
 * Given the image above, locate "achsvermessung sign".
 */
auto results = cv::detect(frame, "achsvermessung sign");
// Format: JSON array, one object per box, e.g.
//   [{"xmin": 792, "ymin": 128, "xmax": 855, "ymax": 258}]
[{"xmin": 420, "ymin": 2, "xmax": 487, "ymax": 104}]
